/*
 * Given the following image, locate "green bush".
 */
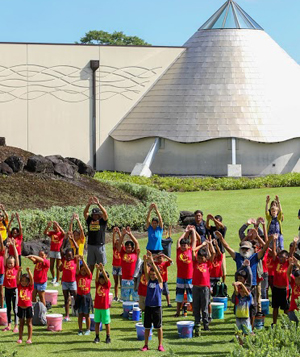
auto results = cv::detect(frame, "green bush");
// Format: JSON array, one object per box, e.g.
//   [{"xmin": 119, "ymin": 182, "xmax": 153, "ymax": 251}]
[
  {"xmin": 95, "ymin": 172, "xmax": 300, "ymax": 192},
  {"xmin": 10, "ymin": 181, "xmax": 178, "ymax": 240}
]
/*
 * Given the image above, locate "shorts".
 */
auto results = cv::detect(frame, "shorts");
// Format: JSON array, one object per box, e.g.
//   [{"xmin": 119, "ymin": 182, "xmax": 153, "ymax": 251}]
[
  {"xmin": 94, "ymin": 308, "xmax": 111, "ymax": 325},
  {"xmin": 147, "ymin": 250, "xmax": 163, "ymax": 255},
  {"xmin": 62, "ymin": 281, "xmax": 77, "ymax": 291},
  {"xmin": 112, "ymin": 266, "xmax": 122, "ymax": 276},
  {"xmin": 34, "ymin": 282, "xmax": 47, "ymax": 291},
  {"xmin": 272, "ymin": 287, "xmax": 289, "ymax": 310},
  {"xmin": 78, "ymin": 299, "xmax": 91, "ymax": 314},
  {"xmin": 49, "ymin": 251, "xmax": 61, "ymax": 259},
  {"xmin": 144, "ymin": 306, "xmax": 162, "ymax": 329},
  {"xmin": 236, "ymin": 317, "xmax": 252, "ymax": 334},
  {"xmin": 0, "ymin": 274, "xmax": 4, "ymax": 285},
  {"xmin": 17, "ymin": 306, "xmax": 33, "ymax": 319},
  {"xmin": 162, "ymin": 282, "xmax": 169, "ymax": 296},
  {"xmin": 87, "ymin": 244, "xmax": 107, "ymax": 266},
  {"xmin": 121, "ymin": 279, "xmax": 139, "ymax": 302},
  {"xmin": 139, "ymin": 295, "xmax": 146, "ymax": 311},
  {"xmin": 175, "ymin": 278, "xmax": 193, "ymax": 303}
]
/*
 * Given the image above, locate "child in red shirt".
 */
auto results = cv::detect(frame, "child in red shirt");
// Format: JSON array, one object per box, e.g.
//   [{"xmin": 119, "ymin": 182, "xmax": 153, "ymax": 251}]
[
  {"xmin": 75, "ymin": 256, "xmax": 93, "ymax": 335},
  {"xmin": 94, "ymin": 263, "xmax": 111, "ymax": 344},
  {"xmin": 112, "ymin": 227, "xmax": 122, "ymax": 302},
  {"xmin": 26, "ymin": 249, "xmax": 50, "ymax": 306},
  {"xmin": 155, "ymin": 253, "xmax": 173, "ymax": 307},
  {"xmin": 192, "ymin": 240, "xmax": 215, "ymax": 335},
  {"xmin": 210, "ymin": 240, "xmax": 223, "ymax": 289},
  {"xmin": 44, "ymin": 221, "xmax": 65, "ymax": 286},
  {"xmin": 16, "ymin": 266, "xmax": 34, "ymax": 344},
  {"xmin": 3, "ymin": 238, "xmax": 19, "ymax": 333},
  {"xmin": 287, "ymin": 256, "xmax": 300, "ymax": 325},
  {"xmin": 138, "ymin": 265, "xmax": 148, "ymax": 312},
  {"xmin": 7, "ymin": 212, "xmax": 23, "ymax": 266},
  {"xmin": 0, "ymin": 233, "xmax": 5, "ymax": 308}
]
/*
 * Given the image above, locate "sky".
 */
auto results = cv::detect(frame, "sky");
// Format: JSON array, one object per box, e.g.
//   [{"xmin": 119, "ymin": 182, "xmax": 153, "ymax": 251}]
[{"xmin": 1, "ymin": 0, "xmax": 299, "ymax": 63}]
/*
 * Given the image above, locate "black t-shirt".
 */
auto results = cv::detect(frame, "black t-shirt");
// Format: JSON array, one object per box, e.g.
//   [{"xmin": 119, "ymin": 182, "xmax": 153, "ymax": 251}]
[
  {"xmin": 86, "ymin": 216, "xmax": 107, "ymax": 246},
  {"xmin": 191, "ymin": 220, "xmax": 208, "ymax": 243},
  {"xmin": 208, "ymin": 226, "xmax": 227, "ymax": 254}
]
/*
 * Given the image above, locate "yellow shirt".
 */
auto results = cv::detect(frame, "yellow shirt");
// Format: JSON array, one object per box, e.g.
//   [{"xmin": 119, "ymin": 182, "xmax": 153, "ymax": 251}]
[
  {"xmin": 70, "ymin": 233, "xmax": 86, "ymax": 256},
  {"xmin": 0, "ymin": 219, "xmax": 8, "ymax": 240}
]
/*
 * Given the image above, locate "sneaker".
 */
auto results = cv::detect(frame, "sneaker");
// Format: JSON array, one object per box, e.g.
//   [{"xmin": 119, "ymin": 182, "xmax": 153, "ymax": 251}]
[
  {"xmin": 140, "ymin": 345, "xmax": 149, "ymax": 351},
  {"xmin": 94, "ymin": 337, "xmax": 100, "ymax": 344},
  {"xmin": 2, "ymin": 326, "xmax": 11, "ymax": 332},
  {"xmin": 78, "ymin": 330, "xmax": 83, "ymax": 336},
  {"xmin": 51, "ymin": 278, "xmax": 56, "ymax": 284},
  {"xmin": 195, "ymin": 325, "xmax": 200, "ymax": 337},
  {"xmin": 117, "ymin": 298, "xmax": 123, "ymax": 303},
  {"xmin": 13, "ymin": 327, "xmax": 19, "ymax": 333},
  {"xmin": 26, "ymin": 339, "xmax": 32, "ymax": 344},
  {"xmin": 84, "ymin": 330, "xmax": 91, "ymax": 336},
  {"xmin": 53, "ymin": 282, "xmax": 60, "ymax": 287},
  {"xmin": 16, "ymin": 339, "xmax": 22, "ymax": 344},
  {"xmin": 158, "ymin": 345, "xmax": 165, "ymax": 352},
  {"xmin": 63, "ymin": 317, "xmax": 71, "ymax": 322},
  {"xmin": 113, "ymin": 297, "xmax": 118, "ymax": 302},
  {"xmin": 167, "ymin": 304, "xmax": 173, "ymax": 308},
  {"xmin": 203, "ymin": 326, "xmax": 210, "ymax": 331},
  {"xmin": 105, "ymin": 336, "xmax": 111, "ymax": 344},
  {"xmin": 174, "ymin": 313, "xmax": 180, "ymax": 318}
]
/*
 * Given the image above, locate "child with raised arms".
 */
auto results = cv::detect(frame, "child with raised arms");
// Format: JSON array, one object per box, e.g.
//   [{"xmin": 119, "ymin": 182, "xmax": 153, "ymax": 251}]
[
  {"xmin": 69, "ymin": 213, "xmax": 86, "ymax": 257},
  {"xmin": 112, "ymin": 227, "xmax": 122, "ymax": 302},
  {"xmin": 16, "ymin": 266, "xmax": 34, "ymax": 344},
  {"xmin": 93, "ymin": 263, "xmax": 111, "ymax": 344},
  {"xmin": 287, "ymin": 256, "xmax": 300, "ymax": 325},
  {"xmin": 7, "ymin": 212, "xmax": 23, "ymax": 266},
  {"xmin": 0, "ymin": 232, "xmax": 5, "ymax": 308},
  {"xmin": 3, "ymin": 238, "xmax": 19, "ymax": 332},
  {"xmin": 154, "ymin": 253, "xmax": 173, "ymax": 307},
  {"xmin": 75, "ymin": 255, "xmax": 93, "ymax": 335},
  {"xmin": 26, "ymin": 249, "xmax": 50, "ymax": 306},
  {"xmin": 0, "ymin": 204, "xmax": 9, "ymax": 241},
  {"xmin": 141, "ymin": 251, "xmax": 164, "ymax": 352}
]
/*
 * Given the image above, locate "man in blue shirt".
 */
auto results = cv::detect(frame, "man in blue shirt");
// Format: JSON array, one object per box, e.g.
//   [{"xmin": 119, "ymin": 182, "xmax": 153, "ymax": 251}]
[{"xmin": 146, "ymin": 203, "xmax": 163, "ymax": 254}]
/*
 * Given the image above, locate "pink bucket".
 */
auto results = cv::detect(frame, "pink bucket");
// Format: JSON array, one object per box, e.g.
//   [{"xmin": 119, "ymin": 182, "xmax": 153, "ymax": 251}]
[
  {"xmin": 45, "ymin": 290, "xmax": 58, "ymax": 306},
  {"xmin": 0, "ymin": 309, "xmax": 7, "ymax": 326},
  {"xmin": 108, "ymin": 293, "xmax": 113, "ymax": 308},
  {"xmin": 46, "ymin": 314, "xmax": 63, "ymax": 331}
]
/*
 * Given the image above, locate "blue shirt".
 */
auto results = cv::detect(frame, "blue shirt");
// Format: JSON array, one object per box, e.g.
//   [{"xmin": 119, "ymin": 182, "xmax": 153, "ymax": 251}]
[
  {"xmin": 234, "ymin": 253, "xmax": 259, "ymax": 286},
  {"xmin": 146, "ymin": 226, "xmax": 163, "ymax": 251},
  {"xmin": 145, "ymin": 279, "xmax": 162, "ymax": 307}
]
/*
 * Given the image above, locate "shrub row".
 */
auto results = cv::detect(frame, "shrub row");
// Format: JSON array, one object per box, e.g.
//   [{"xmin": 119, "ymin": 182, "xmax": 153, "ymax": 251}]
[
  {"xmin": 95, "ymin": 172, "xmax": 300, "ymax": 192},
  {"xmin": 9, "ymin": 181, "xmax": 178, "ymax": 241}
]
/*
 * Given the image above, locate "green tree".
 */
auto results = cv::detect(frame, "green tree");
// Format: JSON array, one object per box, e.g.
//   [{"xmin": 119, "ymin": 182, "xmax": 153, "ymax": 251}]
[{"xmin": 78, "ymin": 30, "xmax": 151, "ymax": 46}]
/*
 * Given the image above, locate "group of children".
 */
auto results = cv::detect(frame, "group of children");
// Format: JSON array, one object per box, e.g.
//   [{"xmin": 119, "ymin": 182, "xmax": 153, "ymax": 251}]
[{"xmin": 0, "ymin": 196, "xmax": 299, "ymax": 351}]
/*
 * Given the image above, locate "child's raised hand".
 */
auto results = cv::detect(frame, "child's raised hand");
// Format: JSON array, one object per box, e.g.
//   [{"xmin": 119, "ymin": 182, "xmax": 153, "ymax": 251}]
[
  {"xmin": 26, "ymin": 267, "xmax": 30, "ymax": 273},
  {"xmin": 247, "ymin": 218, "xmax": 256, "ymax": 226},
  {"xmin": 74, "ymin": 213, "xmax": 79, "ymax": 220},
  {"xmin": 15, "ymin": 212, "xmax": 19, "ymax": 219},
  {"xmin": 99, "ymin": 263, "xmax": 104, "ymax": 271},
  {"xmin": 143, "ymin": 255, "xmax": 147, "ymax": 262},
  {"xmin": 10, "ymin": 213, "xmax": 15, "ymax": 220},
  {"xmin": 207, "ymin": 214, "xmax": 214, "ymax": 221},
  {"xmin": 293, "ymin": 237, "xmax": 299, "ymax": 244},
  {"xmin": 121, "ymin": 227, "xmax": 127, "ymax": 236},
  {"xmin": 214, "ymin": 231, "xmax": 223, "ymax": 240},
  {"xmin": 47, "ymin": 221, "xmax": 52, "ymax": 227},
  {"xmin": 95, "ymin": 263, "xmax": 100, "ymax": 270},
  {"xmin": 126, "ymin": 226, "xmax": 131, "ymax": 234},
  {"xmin": 275, "ymin": 195, "xmax": 279, "ymax": 202},
  {"xmin": 18, "ymin": 266, "xmax": 22, "ymax": 271},
  {"xmin": 256, "ymin": 217, "xmax": 265, "ymax": 225},
  {"xmin": 266, "ymin": 195, "xmax": 270, "ymax": 203},
  {"xmin": 88, "ymin": 197, "xmax": 94, "ymax": 205}
]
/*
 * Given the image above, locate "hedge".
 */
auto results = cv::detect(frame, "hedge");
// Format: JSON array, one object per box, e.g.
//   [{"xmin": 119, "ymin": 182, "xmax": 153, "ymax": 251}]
[{"xmin": 94, "ymin": 172, "xmax": 300, "ymax": 192}]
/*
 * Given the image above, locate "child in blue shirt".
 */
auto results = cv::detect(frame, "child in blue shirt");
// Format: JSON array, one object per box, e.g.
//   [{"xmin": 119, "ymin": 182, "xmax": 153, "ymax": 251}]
[{"xmin": 146, "ymin": 203, "xmax": 163, "ymax": 254}]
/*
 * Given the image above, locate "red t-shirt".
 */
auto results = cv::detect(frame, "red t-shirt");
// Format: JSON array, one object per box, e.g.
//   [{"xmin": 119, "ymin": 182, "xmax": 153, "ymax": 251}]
[
  {"xmin": 4, "ymin": 266, "xmax": 19, "ymax": 288},
  {"xmin": 155, "ymin": 261, "xmax": 171, "ymax": 282},
  {"xmin": 266, "ymin": 252, "xmax": 275, "ymax": 276},
  {"xmin": 138, "ymin": 273, "xmax": 148, "ymax": 297},
  {"xmin": 192, "ymin": 260, "xmax": 212, "ymax": 287},
  {"xmin": 176, "ymin": 247, "xmax": 193, "ymax": 279},
  {"xmin": 34, "ymin": 259, "xmax": 50, "ymax": 284},
  {"xmin": 48, "ymin": 231, "xmax": 64, "ymax": 252},
  {"xmin": 209, "ymin": 254, "xmax": 223, "ymax": 278},
  {"xmin": 262, "ymin": 249, "xmax": 269, "ymax": 273},
  {"xmin": 0, "ymin": 249, "xmax": 4, "ymax": 275},
  {"xmin": 18, "ymin": 283, "xmax": 34, "ymax": 307},
  {"xmin": 94, "ymin": 280, "xmax": 111, "ymax": 309},
  {"xmin": 289, "ymin": 275, "xmax": 300, "ymax": 312},
  {"xmin": 61, "ymin": 258, "xmax": 77, "ymax": 283},
  {"xmin": 8, "ymin": 235, "xmax": 23, "ymax": 256},
  {"xmin": 112, "ymin": 247, "xmax": 122, "ymax": 267},
  {"xmin": 120, "ymin": 246, "xmax": 137, "ymax": 280},
  {"xmin": 272, "ymin": 257, "xmax": 289, "ymax": 288},
  {"xmin": 76, "ymin": 273, "xmax": 93, "ymax": 295}
]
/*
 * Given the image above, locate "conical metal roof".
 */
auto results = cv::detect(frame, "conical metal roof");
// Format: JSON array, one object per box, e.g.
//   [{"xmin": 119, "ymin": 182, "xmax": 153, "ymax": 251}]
[{"xmin": 111, "ymin": 2, "xmax": 300, "ymax": 144}]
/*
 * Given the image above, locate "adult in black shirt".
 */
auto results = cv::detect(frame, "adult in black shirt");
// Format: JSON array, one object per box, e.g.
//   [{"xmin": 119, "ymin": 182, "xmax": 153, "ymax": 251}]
[
  {"xmin": 84, "ymin": 196, "xmax": 108, "ymax": 273},
  {"xmin": 191, "ymin": 210, "xmax": 207, "ymax": 244}
]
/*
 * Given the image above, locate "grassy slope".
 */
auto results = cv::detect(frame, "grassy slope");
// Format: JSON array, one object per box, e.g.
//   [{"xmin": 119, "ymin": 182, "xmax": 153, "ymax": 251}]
[{"xmin": 2, "ymin": 187, "xmax": 300, "ymax": 357}]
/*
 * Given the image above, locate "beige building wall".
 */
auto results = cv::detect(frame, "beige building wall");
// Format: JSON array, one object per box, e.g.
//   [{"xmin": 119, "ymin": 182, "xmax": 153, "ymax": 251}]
[{"xmin": 0, "ymin": 43, "xmax": 184, "ymax": 167}]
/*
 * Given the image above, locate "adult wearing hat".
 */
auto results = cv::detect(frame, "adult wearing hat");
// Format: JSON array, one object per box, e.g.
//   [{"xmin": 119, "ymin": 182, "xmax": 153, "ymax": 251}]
[{"xmin": 84, "ymin": 196, "xmax": 108, "ymax": 273}]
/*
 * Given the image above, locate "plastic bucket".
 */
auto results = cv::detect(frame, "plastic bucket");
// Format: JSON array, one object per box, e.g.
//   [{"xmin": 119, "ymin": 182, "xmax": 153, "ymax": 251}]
[
  {"xmin": 123, "ymin": 301, "xmax": 139, "ymax": 318},
  {"xmin": 177, "ymin": 321, "xmax": 194, "ymax": 338},
  {"xmin": 45, "ymin": 290, "xmax": 58, "ymax": 306},
  {"xmin": 211, "ymin": 302, "xmax": 224, "ymax": 319},
  {"xmin": 254, "ymin": 315, "xmax": 265, "ymax": 330},
  {"xmin": 90, "ymin": 314, "xmax": 102, "ymax": 331},
  {"xmin": 261, "ymin": 299, "xmax": 269, "ymax": 315},
  {"xmin": 213, "ymin": 297, "xmax": 228, "ymax": 311},
  {"xmin": 108, "ymin": 293, "xmax": 113, "ymax": 308},
  {"xmin": 135, "ymin": 323, "xmax": 152, "ymax": 341},
  {"xmin": 132, "ymin": 307, "xmax": 141, "ymax": 321},
  {"xmin": 0, "ymin": 308, "xmax": 7, "ymax": 326},
  {"xmin": 46, "ymin": 314, "xmax": 63, "ymax": 331}
]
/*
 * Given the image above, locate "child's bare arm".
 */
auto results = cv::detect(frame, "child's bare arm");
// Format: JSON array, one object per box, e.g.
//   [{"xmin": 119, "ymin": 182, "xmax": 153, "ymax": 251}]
[
  {"xmin": 146, "ymin": 203, "xmax": 154, "ymax": 229},
  {"xmin": 143, "ymin": 255, "xmax": 149, "ymax": 282},
  {"xmin": 15, "ymin": 213, "xmax": 23, "ymax": 236},
  {"xmin": 258, "ymin": 234, "xmax": 273, "ymax": 260},
  {"xmin": 82, "ymin": 256, "xmax": 92, "ymax": 276},
  {"xmin": 7, "ymin": 213, "xmax": 15, "ymax": 235},
  {"xmin": 208, "ymin": 240, "xmax": 215, "ymax": 262},
  {"xmin": 117, "ymin": 229, "xmax": 126, "ymax": 252},
  {"xmin": 148, "ymin": 251, "xmax": 163, "ymax": 284},
  {"xmin": 127, "ymin": 228, "xmax": 140, "ymax": 253},
  {"xmin": 287, "ymin": 257, "xmax": 294, "ymax": 283},
  {"xmin": 44, "ymin": 221, "xmax": 52, "ymax": 236},
  {"xmin": 95, "ymin": 264, "xmax": 100, "ymax": 283},
  {"xmin": 99, "ymin": 263, "xmax": 108, "ymax": 283},
  {"xmin": 237, "ymin": 281, "xmax": 249, "ymax": 296},
  {"xmin": 153, "ymin": 204, "xmax": 163, "ymax": 229},
  {"xmin": 26, "ymin": 267, "xmax": 34, "ymax": 285},
  {"xmin": 0, "ymin": 232, "xmax": 4, "ymax": 252},
  {"xmin": 159, "ymin": 253, "xmax": 173, "ymax": 264},
  {"xmin": 17, "ymin": 266, "xmax": 22, "ymax": 285},
  {"xmin": 215, "ymin": 231, "xmax": 235, "ymax": 259},
  {"xmin": 11, "ymin": 239, "xmax": 19, "ymax": 266},
  {"xmin": 265, "ymin": 195, "xmax": 270, "ymax": 215}
]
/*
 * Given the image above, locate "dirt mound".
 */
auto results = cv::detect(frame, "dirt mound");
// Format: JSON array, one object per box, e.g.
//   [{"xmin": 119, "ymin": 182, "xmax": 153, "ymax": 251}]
[{"xmin": 0, "ymin": 146, "xmax": 34, "ymax": 163}]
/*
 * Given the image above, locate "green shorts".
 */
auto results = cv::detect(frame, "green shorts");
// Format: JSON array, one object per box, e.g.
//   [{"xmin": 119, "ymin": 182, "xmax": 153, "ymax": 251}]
[{"xmin": 94, "ymin": 308, "xmax": 111, "ymax": 325}]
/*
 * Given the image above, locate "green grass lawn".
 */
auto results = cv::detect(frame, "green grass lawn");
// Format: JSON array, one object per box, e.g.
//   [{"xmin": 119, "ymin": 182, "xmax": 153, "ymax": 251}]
[{"xmin": 1, "ymin": 187, "xmax": 300, "ymax": 357}]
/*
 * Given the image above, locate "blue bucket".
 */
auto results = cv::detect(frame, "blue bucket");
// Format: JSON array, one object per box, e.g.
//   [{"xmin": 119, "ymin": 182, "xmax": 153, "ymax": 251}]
[
  {"xmin": 123, "ymin": 301, "xmax": 139, "ymax": 318},
  {"xmin": 261, "ymin": 299, "xmax": 269, "ymax": 315},
  {"xmin": 213, "ymin": 297, "xmax": 228, "ymax": 311},
  {"xmin": 132, "ymin": 307, "xmax": 141, "ymax": 321},
  {"xmin": 90, "ymin": 314, "xmax": 102, "ymax": 331},
  {"xmin": 135, "ymin": 323, "xmax": 152, "ymax": 341},
  {"xmin": 177, "ymin": 321, "xmax": 194, "ymax": 338},
  {"xmin": 211, "ymin": 302, "xmax": 224, "ymax": 319},
  {"xmin": 254, "ymin": 315, "xmax": 265, "ymax": 330}
]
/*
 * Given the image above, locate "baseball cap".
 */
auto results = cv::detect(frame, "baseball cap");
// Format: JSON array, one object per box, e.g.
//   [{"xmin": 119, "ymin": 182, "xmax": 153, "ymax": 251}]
[
  {"xmin": 92, "ymin": 208, "xmax": 101, "ymax": 214},
  {"xmin": 240, "ymin": 241, "xmax": 252, "ymax": 249}
]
